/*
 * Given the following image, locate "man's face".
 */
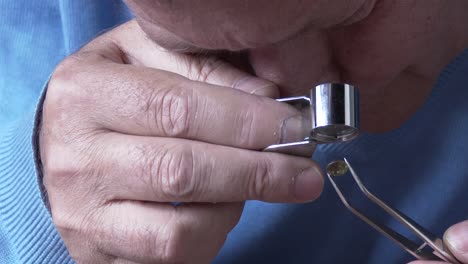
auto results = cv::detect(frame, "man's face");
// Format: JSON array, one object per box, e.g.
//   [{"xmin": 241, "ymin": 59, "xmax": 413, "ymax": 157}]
[
  {"xmin": 123, "ymin": 0, "xmax": 468, "ymax": 133},
  {"xmin": 124, "ymin": 0, "xmax": 371, "ymax": 51}
]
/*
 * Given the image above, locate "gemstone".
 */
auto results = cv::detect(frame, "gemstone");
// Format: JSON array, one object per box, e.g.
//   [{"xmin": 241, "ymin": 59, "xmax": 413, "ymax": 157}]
[{"xmin": 326, "ymin": 160, "xmax": 349, "ymax": 176}]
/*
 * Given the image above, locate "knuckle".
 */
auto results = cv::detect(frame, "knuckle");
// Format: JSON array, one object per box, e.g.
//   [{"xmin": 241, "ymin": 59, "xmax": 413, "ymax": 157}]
[
  {"xmin": 235, "ymin": 99, "xmax": 261, "ymax": 148},
  {"xmin": 130, "ymin": 216, "xmax": 190, "ymax": 263},
  {"xmin": 248, "ymin": 157, "xmax": 273, "ymax": 199},
  {"xmin": 42, "ymin": 139, "xmax": 100, "ymax": 197},
  {"xmin": 47, "ymin": 57, "xmax": 79, "ymax": 109},
  {"xmin": 159, "ymin": 220, "xmax": 190, "ymax": 263},
  {"xmin": 50, "ymin": 55, "xmax": 80, "ymax": 83},
  {"xmin": 53, "ymin": 207, "xmax": 107, "ymax": 264},
  {"xmin": 153, "ymin": 145, "xmax": 197, "ymax": 201},
  {"xmin": 48, "ymin": 52, "xmax": 101, "ymax": 107},
  {"xmin": 44, "ymin": 55, "xmax": 91, "ymax": 140},
  {"xmin": 237, "ymin": 111, "xmax": 255, "ymax": 147},
  {"xmin": 148, "ymin": 85, "xmax": 195, "ymax": 138},
  {"xmin": 42, "ymin": 143, "xmax": 80, "ymax": 188},
  {"xmin": 44, "ymin": 53, "xmax": 105, "ymax": 146},
  {"xmin": 51, "ymin": 205, "xmax": 91, "ymax": 247},
  {"xmin": 48, "ymin": 53, "xmax": 93, "ymax": 98},
  {"xmin": 118, "ymin": 224, "xmax": 161, "ymax": 262},
  {"xmin": 187, "ymin": 56, "xmax": 225, "ymax": 83}
]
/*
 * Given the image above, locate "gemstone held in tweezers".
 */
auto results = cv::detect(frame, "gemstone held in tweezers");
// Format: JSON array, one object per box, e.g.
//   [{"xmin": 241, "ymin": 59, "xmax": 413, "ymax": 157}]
[{"xmin": 326, "ymin": 160, "xmax": 349, "ymax": 176}]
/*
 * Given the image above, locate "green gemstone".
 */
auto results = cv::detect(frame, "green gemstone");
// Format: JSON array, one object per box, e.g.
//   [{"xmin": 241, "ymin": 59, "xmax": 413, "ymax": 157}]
[{"xmin": 326, "ymin": 160, "xmax": 349, "ymax": 176}]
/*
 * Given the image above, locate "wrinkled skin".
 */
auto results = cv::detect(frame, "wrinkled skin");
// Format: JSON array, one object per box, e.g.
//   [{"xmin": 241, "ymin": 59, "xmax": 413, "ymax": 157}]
[
  {"xmin": 41, "ymin": 0, "xmax": 468, "ymax": 263},
  {"xmin": 126, "ymin": 0, "xmax": 468, "ymax": 132},
  {"xmin": 42, "ymin": 21, "xmax": 324, "ymax": 263}
]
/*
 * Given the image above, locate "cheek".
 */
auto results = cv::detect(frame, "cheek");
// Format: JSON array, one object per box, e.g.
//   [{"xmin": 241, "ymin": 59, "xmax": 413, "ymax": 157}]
[{"xmin": 329, "ymin": 0, "xmax": 446, "ymax": 88}]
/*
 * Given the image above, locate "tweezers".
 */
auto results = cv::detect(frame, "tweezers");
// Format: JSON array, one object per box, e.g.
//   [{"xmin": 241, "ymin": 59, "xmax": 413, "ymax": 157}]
[{"xmin": 326, "ymin": 158, "xmax": 461, "ymax": 264}]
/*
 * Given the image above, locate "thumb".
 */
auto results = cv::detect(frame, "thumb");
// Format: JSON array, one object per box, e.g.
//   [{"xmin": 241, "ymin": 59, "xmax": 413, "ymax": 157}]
[{"xmin": 444, "ymin": 220, "xmax": 468, "ymax": 263}]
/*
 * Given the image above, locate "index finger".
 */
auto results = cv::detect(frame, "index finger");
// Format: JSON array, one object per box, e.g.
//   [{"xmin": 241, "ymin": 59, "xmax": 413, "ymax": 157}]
[{"xmin": 50, "ymin": 60, "xmax": 304, "ymax": 150}]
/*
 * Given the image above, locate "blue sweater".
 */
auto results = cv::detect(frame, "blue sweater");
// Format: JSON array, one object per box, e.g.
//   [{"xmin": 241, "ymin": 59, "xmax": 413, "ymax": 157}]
[{"xmin": 0, "ymin": 1, "xmax": 467, "ymax": 263}]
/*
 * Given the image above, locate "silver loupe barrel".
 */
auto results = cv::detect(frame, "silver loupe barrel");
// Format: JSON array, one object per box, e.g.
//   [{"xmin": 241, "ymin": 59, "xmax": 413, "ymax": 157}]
[
  {"xmin": 309, "ymin": 83, "xmax": 359, "ymax": 143},
  {"xmin": 263, "ymin": 83, "xmax": 359, "ymax": 157}
]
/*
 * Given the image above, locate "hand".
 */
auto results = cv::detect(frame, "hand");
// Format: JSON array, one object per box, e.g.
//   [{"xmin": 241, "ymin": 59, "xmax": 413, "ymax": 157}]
[
  {"xmin": 409, "ymin": 220, "xmax": 468, "ymax": 264},
  {"xmin": 40, "ymin": 20, "xmax": 324, "ymax": 263}
]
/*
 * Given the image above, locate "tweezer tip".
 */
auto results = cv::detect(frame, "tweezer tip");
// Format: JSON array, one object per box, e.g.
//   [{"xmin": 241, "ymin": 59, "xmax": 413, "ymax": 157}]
[
  {"xmin": 343, "ymin": 158, "xmax": 358, "ymax": 178},
  {"xmin": 343, "ymin": 157, "xmax": 351, "ymax": 167}
]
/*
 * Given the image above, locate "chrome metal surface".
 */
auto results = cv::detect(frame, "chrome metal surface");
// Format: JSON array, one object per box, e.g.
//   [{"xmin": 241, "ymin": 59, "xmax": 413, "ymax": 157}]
[
  {"xmin": 263, "ymin": 83, "xmax": 360, "ymax": 157},
  {"xmin": 263, "ymin": 141, "xmax": 316, "ymax": 157},
  {"xmin": 310, "ymin": 83, "xmax": 359, "ymax": 142}
]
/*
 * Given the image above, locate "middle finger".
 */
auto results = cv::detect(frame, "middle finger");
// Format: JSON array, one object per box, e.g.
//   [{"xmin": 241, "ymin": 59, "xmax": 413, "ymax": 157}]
[{"xmin": 95, "ymin": 133, "xmax": 323, "ymax": 203}]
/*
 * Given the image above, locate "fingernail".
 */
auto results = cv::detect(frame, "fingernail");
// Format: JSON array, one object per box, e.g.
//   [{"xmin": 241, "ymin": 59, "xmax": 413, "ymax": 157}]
[
  {"xmin": 280, "ymin": 115, "xmax": 305, "ymax": 143},
  {"xmin": 445, "ymin": 220, "xmax": 468, "ymax": 255},
  {"xmin": 293, "ymin": 167, "xmax": 324, "ymax": 202}
]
